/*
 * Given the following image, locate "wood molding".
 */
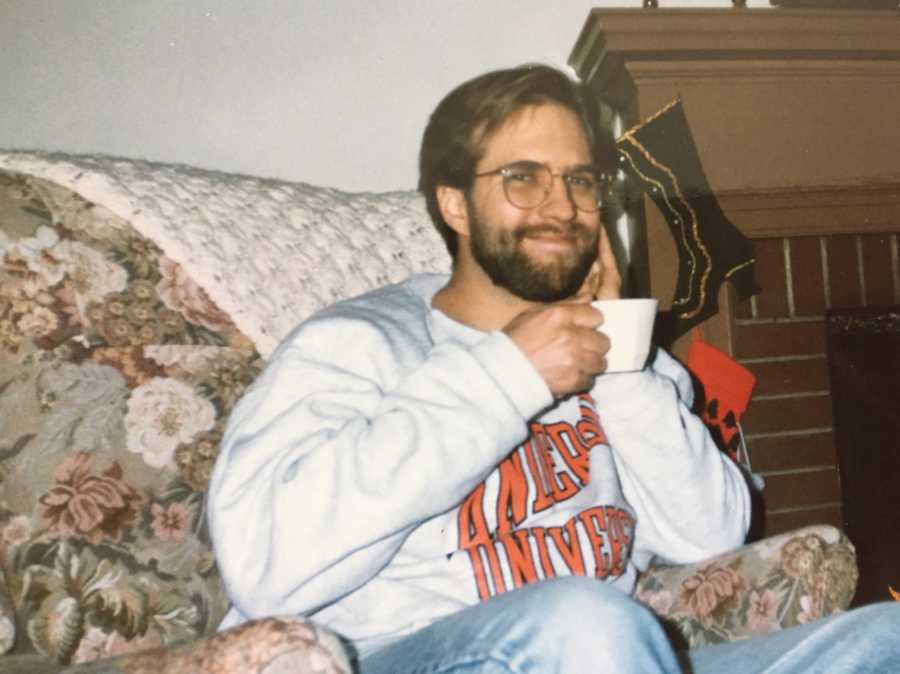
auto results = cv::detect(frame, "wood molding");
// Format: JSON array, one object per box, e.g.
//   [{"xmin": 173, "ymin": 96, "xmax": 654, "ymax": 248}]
[
  {"xmin": 571, "ymin": 7, "xmax": 900, "ymax": 359},
  {"xmin": 571, "ymin": 9, "xmax": 900, "ymax": 71},
  {"xmin": 571, "ymin": 8, "xmax": 900, "ymax": 540},
  {"xmin": 570, "ymin": 10, "xmax": 900, "ymax": 192},
  {"xmin": 624, "ymin": 59, "xmax": 900, "ymax": 84},
  {"xmin": 718, "ymin": 182, "xmax": 900, "ymax": 238}
]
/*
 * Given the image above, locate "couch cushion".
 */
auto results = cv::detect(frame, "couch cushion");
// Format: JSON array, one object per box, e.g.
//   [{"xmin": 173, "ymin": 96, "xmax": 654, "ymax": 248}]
[
  {"xmin": 0, "ymin": 616, "xmax": 352, "ymax": 674},
  {"xmin": 0, "ymin": 150, "xmax": 448, "ymax": 665},
  {"xmin": 634, "ymin": 524, "xmax": 859, "ymax": 648},
  {"xmin": 0, "ymin": 174, "xmax": 253, "ymax": 353},
  {"xmin": 0, "ymin": 170, "xmax": 262, "ymax": 663}
]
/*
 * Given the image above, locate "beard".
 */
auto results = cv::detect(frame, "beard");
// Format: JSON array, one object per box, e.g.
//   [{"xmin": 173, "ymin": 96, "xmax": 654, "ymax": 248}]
[{"xmin": 467, "ymin": 201, "xmax": 599, "ymax": 303}]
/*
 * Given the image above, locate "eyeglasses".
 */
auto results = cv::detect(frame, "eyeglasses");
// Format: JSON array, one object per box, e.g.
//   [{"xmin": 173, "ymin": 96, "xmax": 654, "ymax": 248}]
[{"xmin": 473, "ymin": 161, "xmax": 608, "ymax": 213}]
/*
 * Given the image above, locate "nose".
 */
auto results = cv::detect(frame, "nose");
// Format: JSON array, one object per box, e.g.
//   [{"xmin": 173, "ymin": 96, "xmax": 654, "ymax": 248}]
[{"xmin": 538, "ymin": 174, "xmax": 577, "ymax": 221}]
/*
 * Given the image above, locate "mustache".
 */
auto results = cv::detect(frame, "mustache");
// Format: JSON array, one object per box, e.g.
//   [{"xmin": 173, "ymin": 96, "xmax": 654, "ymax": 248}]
[{"xmin": 515, "ymin": 223, "xmax": 592, "ymax": 240}]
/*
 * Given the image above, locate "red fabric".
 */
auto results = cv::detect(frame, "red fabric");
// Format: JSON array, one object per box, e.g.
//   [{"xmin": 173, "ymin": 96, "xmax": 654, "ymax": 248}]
[{"xmin": 687, "ymin": 330, "xmax": 756, "ymax": 457}]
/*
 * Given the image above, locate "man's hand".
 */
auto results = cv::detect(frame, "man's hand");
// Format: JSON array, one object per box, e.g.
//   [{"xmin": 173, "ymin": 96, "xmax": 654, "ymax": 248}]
[
  {"xmin": 503, "ymin": 303, "xmax": 610, "ymax": 398},
  {"xmin": 575, "ymin": 224, "xmax": 622, "ymax": 302},
  {"xmin": 504, "ymin": 225, "xmax": 621, "ymax": 398}
]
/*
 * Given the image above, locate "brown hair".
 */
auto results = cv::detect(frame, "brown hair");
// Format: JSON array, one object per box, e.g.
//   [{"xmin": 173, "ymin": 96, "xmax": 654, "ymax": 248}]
[{"xmin": 418, "ymin": 64, "xmax": 616, "ymax": 258}]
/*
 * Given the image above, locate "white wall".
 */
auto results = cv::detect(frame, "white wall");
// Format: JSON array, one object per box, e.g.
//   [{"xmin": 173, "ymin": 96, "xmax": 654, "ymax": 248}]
[{"xmin": 1, "ymin": 0, "xmax": 770, "ymax": 192}]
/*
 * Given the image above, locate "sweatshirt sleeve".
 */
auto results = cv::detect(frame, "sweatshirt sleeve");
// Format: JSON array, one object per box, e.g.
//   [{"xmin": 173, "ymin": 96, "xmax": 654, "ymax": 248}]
[
  {"xmin": 207, "ymin": 310, "xmax": 551, "ymax": 620},
  {"xmin": 590, "ymin": 348, "xmax": 751, "ymax": 569}
]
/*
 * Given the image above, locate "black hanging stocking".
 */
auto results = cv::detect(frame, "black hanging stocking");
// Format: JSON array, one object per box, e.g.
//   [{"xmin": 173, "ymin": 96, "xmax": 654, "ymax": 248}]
[{"xmin": 615, "ymin": 99, "xmax": 760, "ymax": 345}]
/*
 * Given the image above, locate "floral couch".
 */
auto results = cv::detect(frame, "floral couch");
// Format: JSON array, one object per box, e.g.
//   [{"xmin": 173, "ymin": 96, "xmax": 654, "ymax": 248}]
[{"xmin": 0, "ymin": 151, "xmax": 858, "ymax": 673}]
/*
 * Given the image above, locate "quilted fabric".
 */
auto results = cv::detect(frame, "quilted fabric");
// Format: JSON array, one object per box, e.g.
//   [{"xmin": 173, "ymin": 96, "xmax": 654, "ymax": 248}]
[{"xmin": 0, "ymin": 151, "xmax": 451, "ymax": 359}]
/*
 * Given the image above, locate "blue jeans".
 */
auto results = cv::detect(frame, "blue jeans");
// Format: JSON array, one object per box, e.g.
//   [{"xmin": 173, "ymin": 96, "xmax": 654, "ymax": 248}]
[{"xmin": 357, "ymin": 577, "xmax": 900, "ymax": 674}]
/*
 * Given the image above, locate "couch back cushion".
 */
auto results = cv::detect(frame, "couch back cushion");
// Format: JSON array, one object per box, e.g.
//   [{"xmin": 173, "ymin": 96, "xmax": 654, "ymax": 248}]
[
  {"xmin": 0, "ymin": 151, "xmax": 446, "ymax": 665},
  {"xmin": 0, "ymin": 171, "xmax": 259, "ymax": 663},
  {"xmin": 0, "ymin": 152, "xmax": 451, "ymax": 359}
]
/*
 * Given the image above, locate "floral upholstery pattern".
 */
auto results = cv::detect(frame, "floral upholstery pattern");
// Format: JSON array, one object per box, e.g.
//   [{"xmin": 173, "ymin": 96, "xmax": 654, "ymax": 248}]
[
  {"xmin": 635, "ymin": 524, "xmax": 858, "ymax": 648},
  {"xmin": 0, "ymin": 617, "xmax": 351, "ymax": 674},
  {"xmin": 0, "ymin": 171, "xmax": 262, "ymax": 664}
]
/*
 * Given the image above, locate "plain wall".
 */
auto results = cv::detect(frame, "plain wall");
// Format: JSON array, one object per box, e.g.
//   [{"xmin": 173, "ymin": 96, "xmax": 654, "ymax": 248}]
[{"xmin": 1, "ymin": 0, "xmax": 770, "ymax": 192}]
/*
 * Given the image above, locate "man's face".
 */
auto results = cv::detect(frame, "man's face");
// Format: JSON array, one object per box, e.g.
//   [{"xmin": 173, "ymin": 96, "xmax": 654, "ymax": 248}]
[{"xmin": 464, "ymin": 104, "xmax": 601, "ymax": 303}]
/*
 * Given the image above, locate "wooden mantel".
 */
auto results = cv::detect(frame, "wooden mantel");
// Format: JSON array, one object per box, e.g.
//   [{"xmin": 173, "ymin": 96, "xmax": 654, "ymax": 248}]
[
  {"xmin": 571, "ymin": 8, "xmax": 900, "ymax": 60},
  {"xmin": 569, "ymin": 8, "xmax": 900, "ymax": 543},
  {"xmin": 570, "ymin": 8, "xmax": 900, "ymax": 193},
  {"xmin": 569, "ymin": 8, "xmax": 900, "ymax": 352}
]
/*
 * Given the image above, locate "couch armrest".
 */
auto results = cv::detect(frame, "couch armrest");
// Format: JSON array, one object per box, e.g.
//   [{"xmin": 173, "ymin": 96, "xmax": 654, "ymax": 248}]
[
  {"xmin": 35, "ymin": 616, "xmax": 353, "ymax": 674},
  {"xmin": 634, "ymin": 524, "xmax": 859, "ymax": 648}
]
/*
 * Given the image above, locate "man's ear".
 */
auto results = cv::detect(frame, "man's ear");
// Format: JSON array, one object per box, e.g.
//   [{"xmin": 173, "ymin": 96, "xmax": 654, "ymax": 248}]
[{"xmin": 436, "ymin": 185, "xmax": 470, "ymax": 237}]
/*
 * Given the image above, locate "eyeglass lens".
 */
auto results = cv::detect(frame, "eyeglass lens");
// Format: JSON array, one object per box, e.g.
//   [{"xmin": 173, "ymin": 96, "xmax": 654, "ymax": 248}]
[{"xmin": 503, "ymin": 163, "xmax": 602, "ymax": 212}]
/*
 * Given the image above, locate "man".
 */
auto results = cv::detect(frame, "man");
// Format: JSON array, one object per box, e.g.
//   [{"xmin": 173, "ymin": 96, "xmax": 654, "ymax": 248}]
[{"xmin": 209, "ymin": 65, "xmax": 900, "ymax": 673}]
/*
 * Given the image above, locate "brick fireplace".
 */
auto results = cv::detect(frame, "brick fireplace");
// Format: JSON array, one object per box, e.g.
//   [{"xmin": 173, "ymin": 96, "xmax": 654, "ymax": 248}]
[{"xmin": 570, "ymin": 8, "xmax": 900, "ymax": 562}]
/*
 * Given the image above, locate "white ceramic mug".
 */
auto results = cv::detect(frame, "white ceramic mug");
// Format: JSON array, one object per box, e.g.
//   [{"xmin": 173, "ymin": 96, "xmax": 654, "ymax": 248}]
[{"xmin": 590, "ymin": 298, "xmax": 659, "ymax": 373}]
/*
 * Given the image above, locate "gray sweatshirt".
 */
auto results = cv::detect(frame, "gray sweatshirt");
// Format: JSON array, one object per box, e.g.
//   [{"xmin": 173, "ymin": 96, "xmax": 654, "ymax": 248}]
[{"xmin": 208, "ymin": 273, "xmax": 750, "ymax": 653}]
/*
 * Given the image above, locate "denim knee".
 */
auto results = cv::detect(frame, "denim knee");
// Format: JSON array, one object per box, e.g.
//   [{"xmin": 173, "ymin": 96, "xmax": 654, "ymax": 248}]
[
  {"xmin": 522, "ymin": 576, "xmax": 654, "ymax": 633},
  {"xmin": 837, "ymin": 601, "xmax": 900, "ymax": 644},
  {"xmin": 359, "ymin": 577, "xmax": 680, "ymax": 674},
  {"xmin": 688, "ymin": 600, "xmax": 900, "ymax": 674},
  {"xmin": 496, "ymin": 577, "xmax": 679, "ymax": 673}
]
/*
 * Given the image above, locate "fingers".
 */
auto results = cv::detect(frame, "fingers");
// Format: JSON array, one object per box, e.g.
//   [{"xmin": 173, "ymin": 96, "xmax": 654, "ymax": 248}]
[
  {"xmin": 572, "ymin": 225, "xmax": 622, "ymax": 302},
  {"xmin": 503, "ymin": 302, "xmax": 611, "ymax": 398},
  {"xmin": 599, "ymin": 223, "xmax": 617, "ymax": 270},
  {"xmin": 573, "ymin": 260, "xmax": 601, "ymax": 303},
  {"xmin": 566, "ymin": 327, "xmax": 610, "ymax": 393},
  {"xmin": 580, "ymin": 322, "xmax": 610, "ymax": 354},
  {"xmin": 594, "ymin": 225, "xmax": 622, "ymax": 300},
  {"xmin": 565, "ymin": 302, "xmax": 604, "ymax": 329}
]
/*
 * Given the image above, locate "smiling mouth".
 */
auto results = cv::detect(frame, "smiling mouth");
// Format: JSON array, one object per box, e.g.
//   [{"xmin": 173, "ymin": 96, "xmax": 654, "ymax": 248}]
[{"xmin": 521, "ymin": 229, "xmax": 578, "ymax": 249}]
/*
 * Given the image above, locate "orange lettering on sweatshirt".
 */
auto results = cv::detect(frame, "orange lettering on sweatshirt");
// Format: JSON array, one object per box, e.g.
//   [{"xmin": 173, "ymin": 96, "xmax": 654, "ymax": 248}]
[
  {"xmin": 545, "ymin": 421, "xmax": 589, "ymax": 487},
  {"xmin": 579, "ymin": 506, "xmax": 611, "ymax": 578},
  {"xmin": 455, "ymin": 394, "xmax": 634, "ymax": 601},
  {"xmin": 530, "ymin": 526, "xmax": 557, "ymax": 579},
  {"xmin": 500, "ymin": 529, "xmax": 539, "ymax": 587},
  {"xmin": 607, "ymin": 506, "xmax": 636, "ymax": 576},
  {"xmin": 496, "ymin": 450, "xmax": 529, "ymax": 536},
  {"xmin": 457, "ymin": 484, "xmax": 505, "ymax": 599},
  {"xmin": 547, "ymin": 519, "xmax": 586, "ymax": 575},
  {"xmin": 523, "ymin": 433, "xmax": 554, "ymax": 513}
]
